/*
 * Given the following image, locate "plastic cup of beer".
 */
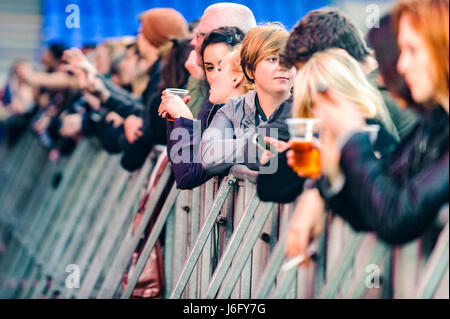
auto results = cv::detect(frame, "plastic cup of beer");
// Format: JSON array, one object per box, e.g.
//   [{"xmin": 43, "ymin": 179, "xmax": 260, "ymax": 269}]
[
  {"xmin": 286, "ymin": 118, "xmax": 323, "ymax": 180},
  {"xmin": 164, "ymin": 88, "xmax": 190, "ymax": 121}
]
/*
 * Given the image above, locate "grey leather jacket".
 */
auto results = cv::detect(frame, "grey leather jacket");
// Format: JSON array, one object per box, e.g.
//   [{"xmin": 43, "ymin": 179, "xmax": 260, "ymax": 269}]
[{"xmin": 200, "ymin": 90, "xmax": 292, "ymax": 175}]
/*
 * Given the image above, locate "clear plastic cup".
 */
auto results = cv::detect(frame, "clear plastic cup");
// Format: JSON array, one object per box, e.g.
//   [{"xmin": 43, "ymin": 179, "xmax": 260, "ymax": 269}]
[
  {"xmin": 286, "ymin": 118, "xmax": 323, "ymax": 180},
  {"xmin": 164, "ymin": 88, "xmax": 190, "ymax": 121}
]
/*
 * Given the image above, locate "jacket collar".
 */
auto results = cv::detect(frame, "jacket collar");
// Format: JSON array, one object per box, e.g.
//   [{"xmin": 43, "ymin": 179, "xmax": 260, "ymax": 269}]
[
  {"xmin": 242, "ymin": 90, "xmax": 258, "ymax": 129},
  {"xmin": 240, "ymin": 90, "xmax": 292, "ymax": 129}
]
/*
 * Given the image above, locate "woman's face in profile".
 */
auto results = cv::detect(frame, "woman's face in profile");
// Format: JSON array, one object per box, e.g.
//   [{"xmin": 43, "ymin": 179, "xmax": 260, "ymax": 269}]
[
  {"xmin": 397, "ymin": 13, "xmax": 435, "ymax": 104},
  {"xmin": 203, "ymin": 43, "xmax": 232, "ymax": 86},
  {"xmin": 209, "ymin": 51, "xmax": 236, "ymax": 105}
]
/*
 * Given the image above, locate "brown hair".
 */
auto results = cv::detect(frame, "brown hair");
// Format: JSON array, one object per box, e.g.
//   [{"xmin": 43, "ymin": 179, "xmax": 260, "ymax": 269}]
[
  {"xmin": 393, "ymin": 0, "xmax": 449, "ymax": 100},
  {"xmin": 281, "ymin": 9, "xmax": 370, "ymax": 68},
  {"xmin": 240, "ymin": 24, "xmax": 289, "ymax": 83}
]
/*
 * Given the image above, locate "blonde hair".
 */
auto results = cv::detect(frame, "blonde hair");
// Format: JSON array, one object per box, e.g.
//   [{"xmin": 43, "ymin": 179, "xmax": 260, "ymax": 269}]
[
  {"xmin": 240, "ymin": 23, "xmax": 289, "ymax": 83},
  {"xmin": 294, "ymin": 48, "xmax": 391, "ymax": 126},
  {"xmin": 228, "ymin": 45, "xmax": 255, "ymax": 93}
]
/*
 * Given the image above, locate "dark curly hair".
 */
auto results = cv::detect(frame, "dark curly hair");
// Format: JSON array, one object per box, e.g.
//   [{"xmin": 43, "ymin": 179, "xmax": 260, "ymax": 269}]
[
  {"xmin": 281, "ymin": 8, "xmax": 370, "ymax": 67},
  {"xmin": 200, "ymin": 26, "xmax": 245, "ymax": 63}
]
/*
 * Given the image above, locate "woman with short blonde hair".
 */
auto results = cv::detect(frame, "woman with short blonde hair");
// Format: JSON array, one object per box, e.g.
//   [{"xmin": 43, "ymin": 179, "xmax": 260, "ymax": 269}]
[{"xmin": 201, "ymin": 23, "xmax": 297, "ymax": 174}]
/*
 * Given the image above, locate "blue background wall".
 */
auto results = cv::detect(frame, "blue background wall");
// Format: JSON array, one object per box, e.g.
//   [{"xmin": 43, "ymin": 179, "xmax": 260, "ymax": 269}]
[{"xmin": 42, "ymin": 0, "xmax": 330, "ymax": 47}]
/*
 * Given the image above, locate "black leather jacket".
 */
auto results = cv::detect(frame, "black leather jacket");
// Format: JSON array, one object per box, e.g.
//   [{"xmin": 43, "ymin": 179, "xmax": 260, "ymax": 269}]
[{"xmin": 336, "ymin": 106, "xmax": 449, "ymax": 244}]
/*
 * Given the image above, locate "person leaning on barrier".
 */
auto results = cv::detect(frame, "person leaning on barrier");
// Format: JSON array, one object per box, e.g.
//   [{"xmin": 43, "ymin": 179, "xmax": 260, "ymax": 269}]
[
  {"xmin": 158, "ymin": 27, "xmax": 249, "ymax": 190},
  {"xmin": 200, "ymin": 24, "xmax": 296, "ymax": 176},
  {"xmin": 282, "ymin": 48, "xmax": 400, "ymax": 261},
  {"xmin": 286, "ymin": 0, "xmax": 449, "ymax": 262},
  {"xmin": 180, "ymin": 2, "xmax": 257, "ymax": 134},
  {"xmin": 187, "ymin": 3, "xmax": 258, "ymax": 131},
  {"xmin": 120, "ymin": 38, "xmax": 193, "ymax": 171},
  {"xmin": 62, "ymin": 9, "xmax": 189, "ymax": 158},
  {"xmin": 367, "ymin": 14, "xmax": 424, "ymax": 115},
  {"xmin": 256, "ymin": 8, "xmax": 412, "ymax": 203}
]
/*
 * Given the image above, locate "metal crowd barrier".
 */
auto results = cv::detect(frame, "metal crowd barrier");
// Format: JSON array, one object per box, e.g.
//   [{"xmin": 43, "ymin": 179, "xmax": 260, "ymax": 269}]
[{"xmin": 0, "ymin": 134, "xmax": 448, "ymax": 299}]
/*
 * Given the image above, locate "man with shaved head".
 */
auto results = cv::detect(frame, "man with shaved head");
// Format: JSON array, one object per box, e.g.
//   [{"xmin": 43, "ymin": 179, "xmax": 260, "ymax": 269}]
[
  {"xmin": 180, "ymin": 2, "xmax": 256, "ymax": 121},
  {"xmin": 191, "ymin": 3, "xmax": 257, "ymax": 65}
]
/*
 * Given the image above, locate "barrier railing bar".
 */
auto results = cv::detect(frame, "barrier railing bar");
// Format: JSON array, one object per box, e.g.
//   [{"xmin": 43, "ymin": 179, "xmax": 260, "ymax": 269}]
[
  {"xmin": 97, "ymin": 159, "xmax": 173, "ymax": 299},
  {"xmin": 170, "ymin": 176, "xmax": 236, "ymax": 299},
  {"xmin": 199, "ymin": 179, "xmax": 216, "ymax": 298},
  {"xmin": 61, "ymin": 166, "xmax": 130, "ymax": 299},
  {"xmin": 216, "ymin": 201, "xmax": 275, "ymax": 299},
  {"xmin": 254, "ymin": 229, "xmax": 288, "ymax": 298},
  {"xmin": 121, "ymin": 184, "xmax": 180, "ymax": 299},
  {"xmin": 29, "ymin": 147, "xmax": 100, "ymax": 299},
  {"xmin": 345, "ymin": 242, "xmax": 391, "ymax": 298},
  {"xmin": 46, "ymin": 155, "xmax": 121, "ymax": 297},
  {"xmin": 319, "ymin": 234, "xmax": 365, "ymax": 299},
  {"xmin": 188, "ymin": 186, "xmax": 202, "ymax": 298},
  {"xmin": 204, "ymin": 190, "xmax": 261, "ymax": 299},
  {"xmin": 163, "ymin": 200, "xmax": 176, "ymax": 299},
  {"xmin": 76, "ymin": 156, "xmax": 155, "ymax": 299},
  {"xmin": 416, "ymin": 222, "xmax": 449, "ymax": 298}
]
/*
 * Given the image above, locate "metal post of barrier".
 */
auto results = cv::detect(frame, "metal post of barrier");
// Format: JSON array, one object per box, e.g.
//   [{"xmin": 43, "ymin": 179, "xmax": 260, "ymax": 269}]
[
  {"xmin": 172, "ymin": 190, "xmax": 189, "ymax": 299},
  {"xmin": 254, "ymin": 228, "xmax": 289, "ymax": 298},
  {"xmin": 199, "ymin": 178, "xmax": 217, "ymax": 298},
  {"xmin": 216, "ymin": 201, "xmax": 275, "ymax": 299},
  {"xmin": 188, "ymin": 186, "xmax": 201, "ymax": 298},
  {"xmin": 76, "ymin": 155, "xmax": 155, "ymax": 299},
  {"xmin": 204, "ymin": 191, "xmax": 261, "ymax": 298},
  {"xmin": 45, "ymin": 155, "xmax": 122, "ymax": 297},
  {"xmin": 319, "ymin": 233, "xmax": 365, "ymax": 298},
  {"xmin": 0, "ymin": 141, "xmax": 94, "ymax": 298},
  {"xmin": 121, "ymin": 184, "xmax": 180, "ymax": 299},
  {"xmin": 61, "ymin": 165, "xmax": 130, "ymax": 299},
  {"xmin": 29, "ymin": 145, "xmax": 100, "ymax": 299},
  {"xmin": 97, "ymin": 157, "xmax": 173, "ymax": 299},
  {"xmin": 170, "ymin": 176, "xmax": 236, "ymax": 299},
  {"xmin": 416, "ymin": 222, "xmax": 449, "ymax": 298},
  {"xmin": 163, "ymin": 197, "xmax": 176, "ymax": 299},
  {"xmin": 344, "ymin": 241, "xmax": 392, "ymax": 298}
]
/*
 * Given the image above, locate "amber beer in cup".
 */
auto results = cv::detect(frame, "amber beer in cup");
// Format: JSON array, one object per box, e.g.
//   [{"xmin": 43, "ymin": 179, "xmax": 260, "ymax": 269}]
[
  {"xmin": 286, "ymin": 118, "xmax": 323, "ymax": 180},
  {"xmin": 164, "ymin": 88, "xmax": 190, "ymax": 121}
]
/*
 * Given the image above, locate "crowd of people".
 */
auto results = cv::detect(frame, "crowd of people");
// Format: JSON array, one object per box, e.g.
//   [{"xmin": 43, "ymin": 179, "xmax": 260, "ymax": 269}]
[{"xmin": 0, "ymin": 0, "xmax": 448, "ymax": 298}]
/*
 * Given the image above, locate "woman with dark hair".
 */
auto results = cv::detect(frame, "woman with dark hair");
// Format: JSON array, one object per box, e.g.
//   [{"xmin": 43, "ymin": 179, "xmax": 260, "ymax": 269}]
[
  {"xmin": 157, "ymin": 26, "xmax": 247, "ymax": 189},
  {"xmin": 367, "ymin": 14, "xmax": 422, "ymax": 113}
]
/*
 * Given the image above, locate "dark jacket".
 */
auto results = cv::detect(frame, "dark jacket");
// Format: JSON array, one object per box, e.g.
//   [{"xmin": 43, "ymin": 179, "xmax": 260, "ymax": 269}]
[
  {"xmin": 257, "ymin": 118, "xmax": 398, "ymax": 203},
  {"xmin": 334, "ymin": 106, "xmax": 449, "ymax": 244},
  {"xmin": 367, "ymin": 70, "xmax": 418, "ymax": 141},
  {"xmin": 100, "ymin": 58, "xmax": 162, "ymax": 118},
  {"xmin": 165, "ymin": 90, "xmax": 219, "ymax": 190},
  {"xmin": 120, "ymin": 92, "xmax": 167, "ymax": 172}
]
